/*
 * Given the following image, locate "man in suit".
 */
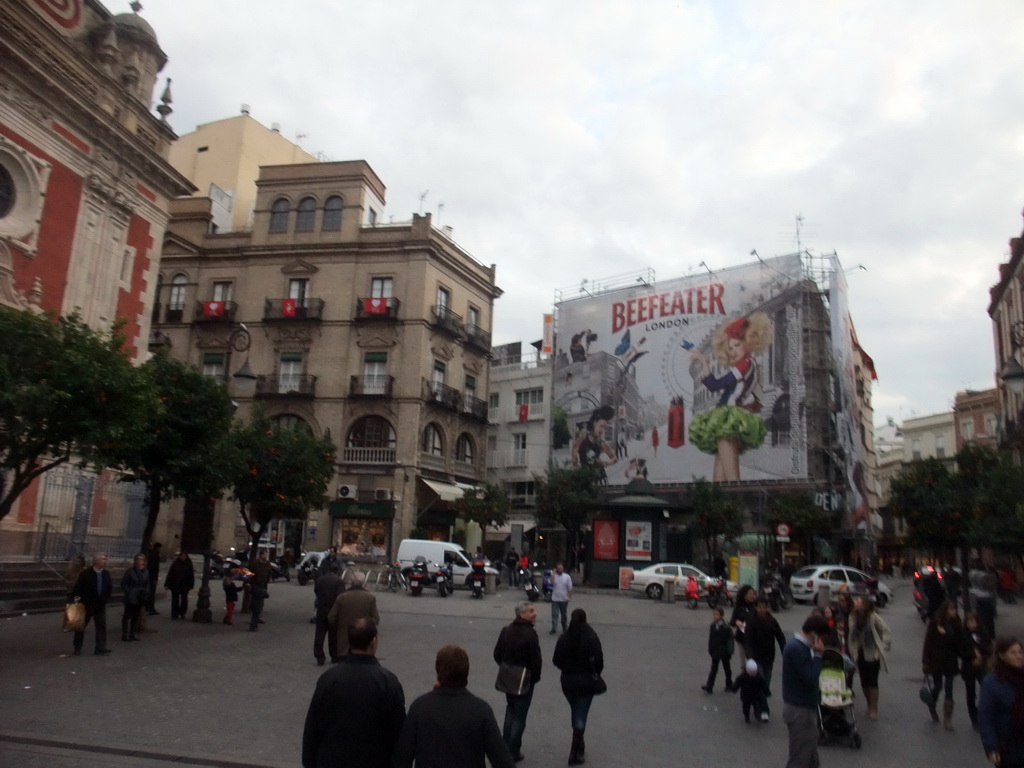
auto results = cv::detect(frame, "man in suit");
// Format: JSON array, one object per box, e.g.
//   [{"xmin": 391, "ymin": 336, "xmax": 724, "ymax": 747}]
[
  {"xmin": 70, "ymin": 553, "xmax": 113, "ymax": 656},
  {"xmin": 328, "ymin": 571, "xmax": 379, "ymax": 659},
  {"xmin": 313, "ymin": 562, "xmax": 344, "ymax": 665}
]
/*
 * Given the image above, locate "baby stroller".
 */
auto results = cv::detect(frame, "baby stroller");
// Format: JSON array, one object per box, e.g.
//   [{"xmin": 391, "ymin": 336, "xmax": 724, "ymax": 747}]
[{"xmin": 817, "ymin": 647, "xmax": 861, "ymax": 749}]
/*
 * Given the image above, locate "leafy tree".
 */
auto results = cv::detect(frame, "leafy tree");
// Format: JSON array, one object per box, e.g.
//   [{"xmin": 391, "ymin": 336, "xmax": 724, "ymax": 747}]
[
  {"xmin": 888, "ymin": 458, "xmax": 963, "ymax": 552},
  {"xmin": 689, "ymin": 477, "xmax": 745, "ymax": 559},
  {"xmin": 0, "ymin": 308, "xmax": 155, "ymax": 523},
  {"xmin": 451, "ymin": 482, "xmax": 510, "ymax": 535},
  {"xmin": 230, "ymin": 407, "xmax": 336, "ymax": 560},
  {"xmin": 765, "ymin": 490, "xmax": 831, "ymax": 537},
  {"xmin": 535, "ymin": 462, "xmax": 601, "ymax": 567},
  {"xmin": 105, "ymin": 352, "xmax": 237, "ymax": 551}
]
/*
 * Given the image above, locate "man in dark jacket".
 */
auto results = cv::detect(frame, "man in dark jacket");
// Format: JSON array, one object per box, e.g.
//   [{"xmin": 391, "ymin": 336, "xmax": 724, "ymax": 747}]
[
  {"xmin": 744, "ymin": 597, "xmax": 787, "ymax": 695},
  {"xmin": 70, "ymin": 553, "xmax": 113, "ymax": 655},
  {"xmin": 782, "ymin": 614, "xmax": 828, "ymax": 768},
  {"xmin": 302, "ymin": 618, "xmax": 404, "ymax": 768},
  {"xmin": 248, "ymin": 550, "xmax": 273, "ymax": 631},
  {"xmin": 145, "ymin": 542, "xmax": 162, "ymax": 615},
  {"xmin": 313, "ymin": 563, "xmax": 343, "ymax": 665},
  {"xmin": 319, "ymin": 546, "xmax": 341, "ymax": 578},
  {"xmin": 493, "ymin": 601, "xmax": 542, "ymax": 762},
  {"xmin": 394, "ymin": 644, "xmax": 514, "ymax": 768},
  {"xmin": 163, "ymin": 551, "xmax": 195, "ymax": 620}
]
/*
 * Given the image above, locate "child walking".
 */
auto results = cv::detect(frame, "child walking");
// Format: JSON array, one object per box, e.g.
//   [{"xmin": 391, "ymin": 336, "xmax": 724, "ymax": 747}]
[
  {"xmin": 222, "ymin": 573, "xmax": 239, "ymax": 625},
  {"xmin": 701, "ymin": 607, "xmax": 734, "ymax": 693},
  {"xmin": 731, "ymin": 659, "xmax": 771, "ymax": 723}
]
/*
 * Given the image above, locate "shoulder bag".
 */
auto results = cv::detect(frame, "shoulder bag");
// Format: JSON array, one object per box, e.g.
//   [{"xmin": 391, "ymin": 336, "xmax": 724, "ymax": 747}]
[
  {"xmin": 495, "ymin": 663, "xmax": 531, "ymax": 696},
  {"xmin": 590, "ymin": 656, "xmax": 608, "ymax": 695},
  {"xmin": 63, "ymin": 600, "xmax": 86, "ymax": 633}
]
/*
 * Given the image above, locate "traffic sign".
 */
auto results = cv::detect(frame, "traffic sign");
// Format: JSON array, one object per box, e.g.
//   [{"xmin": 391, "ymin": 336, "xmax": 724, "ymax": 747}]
[{"xmin": 775, "ymin": 523, "xmax": 791, "ymax": 537}]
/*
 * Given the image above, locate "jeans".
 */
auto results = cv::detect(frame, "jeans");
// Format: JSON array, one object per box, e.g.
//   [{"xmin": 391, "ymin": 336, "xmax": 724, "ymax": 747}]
[
  {"xmin": 566, "ymin": 695, "xmax": 594, "ymax": 731},
  {"xmin": 551, "ymin": 600, "xmax": 568, "ymax": 633},
  {"xmin": 783, "ymin": 703, "xmax": 819, "ymax": 768},
  {"xmin": 502, "ymin": 688, "xmax": 534, "ymax": 757}
]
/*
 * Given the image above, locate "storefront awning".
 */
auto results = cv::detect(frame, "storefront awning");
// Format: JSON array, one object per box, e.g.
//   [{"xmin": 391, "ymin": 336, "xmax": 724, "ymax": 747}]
[
  {"xmin": 484, "ymin": 521, "xmax": 538, "ymax": 540},
  {"xmin": 420, "ymin": 478, "xmax": 477, "ymax": 503}
]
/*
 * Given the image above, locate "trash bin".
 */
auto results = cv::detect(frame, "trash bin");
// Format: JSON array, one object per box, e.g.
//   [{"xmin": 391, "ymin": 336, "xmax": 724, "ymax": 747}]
[
  {"xmin": 817, "ymin": 584, "xmax": 831, "ymax": 607},
  {"xmin": 664, "ymin": 579, "xmax": 676, "ymax": 603},
  {"xmin": 485, "ymin": 572, "xmax": 497, "ymax": 595}
]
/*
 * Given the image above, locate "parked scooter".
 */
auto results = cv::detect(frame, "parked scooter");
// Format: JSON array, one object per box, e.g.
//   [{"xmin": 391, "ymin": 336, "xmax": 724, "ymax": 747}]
[
  {"xmin": 434, "ymin": 561, "xmax": 454, "ymax": 597},
  {"xmin": 684, "ymin": 574, "xmax": 702, "ymax": 609},
  {"xmin": 407, "ymin": 556, "xmax": 430, "ymax": 596},
  {"xmin": 760, "ymin": 571, "xmax": 792, "ymax": 611},
  {"xmin": 704, "ymin": 578, "xmax": 733, "ymax": 609},
  {"xmin": 521, "ymin": 565, "xmax": 540, "ymax": 601},
  {"xmin": 469, "ymin": 560, "xmax": 486, "ymax": 598}
]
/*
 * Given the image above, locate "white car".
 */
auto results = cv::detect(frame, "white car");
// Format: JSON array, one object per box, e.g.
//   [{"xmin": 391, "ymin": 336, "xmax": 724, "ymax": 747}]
[
  {"xmin": 789, "ymin": 564, "xmax": 894, "ymax": 607},
  {"xmin": 629, "ymin": 563, "xmax": 739, "ymax": 600}
]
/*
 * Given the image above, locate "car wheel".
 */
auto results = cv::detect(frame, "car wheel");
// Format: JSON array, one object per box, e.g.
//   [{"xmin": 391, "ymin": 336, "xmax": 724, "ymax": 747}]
[
  {"xmin": 646, "ymin": 583, "xmax": 664, "ymax": 600},
  {"xmin": 876, "ymin": 593, "xmax": 888, "ymax": 608}
]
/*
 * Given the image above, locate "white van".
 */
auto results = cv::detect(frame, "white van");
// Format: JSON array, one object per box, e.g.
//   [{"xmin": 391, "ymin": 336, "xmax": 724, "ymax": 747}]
[{"xmin": 395, "ymin": 539, "xmax": 500, "ymax": 589}]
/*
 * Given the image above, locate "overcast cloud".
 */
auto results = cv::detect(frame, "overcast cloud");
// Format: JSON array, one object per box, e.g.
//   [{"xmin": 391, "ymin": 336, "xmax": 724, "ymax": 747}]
[{"xmin": 133, "ymin": 0, "xmax": 1024, "ymax": 421}]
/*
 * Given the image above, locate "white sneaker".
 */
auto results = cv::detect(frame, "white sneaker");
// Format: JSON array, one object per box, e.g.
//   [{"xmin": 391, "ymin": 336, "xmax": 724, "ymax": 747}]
[{"xmin": 760, "ymin": 712, "xmax": 770, "ymax": 722}]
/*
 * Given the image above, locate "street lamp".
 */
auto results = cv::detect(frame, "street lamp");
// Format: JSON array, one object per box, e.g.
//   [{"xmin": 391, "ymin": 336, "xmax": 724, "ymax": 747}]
[{"xmin": 192, "ymin": 324, "xmax": 256, "ymax": 623}]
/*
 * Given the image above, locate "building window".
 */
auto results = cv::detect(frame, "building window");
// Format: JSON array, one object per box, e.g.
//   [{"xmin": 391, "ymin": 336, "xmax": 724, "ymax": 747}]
[
  {"xmin": 269, "ymin": 198, "xmax": 290, "ymax": 233},
  {"xmin": 456, "ymin": 434, "xmax": 474, "ymax": 463},
  {"xmin": 296, "ymin": 196, "xmax": 317, "ymax": 232},
  {"xmin": 432, "ymin": 361, "xmax": 446, "ymax": 389},
  {"xmin": 323, "ymin": 195, "xmax": 343, "ymax": 231},
  {"xmin": 169, "ymin": 274, "xmax": 187, "ymax": 310},
  {"xmin": 468, "ymin": 305, "xmax": 480, "ymax": 329},
  {"xmin": 488, "ymin": 393, "xmax": 499, "ymax": 409},
  {"xmin": 423, "ymin": 424, "xmax": 443, "ymax": 456},
  {"xmin": 279, "ymin": 351, "xmax": 302, "ymax": 392},
  {"xmin": 347, "ymin": 416, "xmax": 396, "ymax": 449},
  {"xmin": 368, "ymin": 208, "xmax": 377, "ymax": 226},
  {"xmin": 986, "ymin": 415, "xmax": 998, "ymax": 436},
  {"xmin": 436, "ymin": 286, "xmax": 450, "ymax": 310},
  {"xmin": 961, "ymin": 420, "xmax": 974, "ymax": 441},
  {"xmin": 289, "ymin": 278, "xmax": 309, "ymax": 306},
  {"xmin": 274, "ymin": 414, "xmax": 311, "ymax": 433},
  {"xmin": 364, "ymin": 352, "xmax": 388, "ymax": 395},
  {"xmin": 912, "ymin": 439, "xmax": 921, "ymax": 461},
  {"xmin": 371, "ymin": 277, "xmax": 393, "ymax": 299},
  {"xmin": 935, "ymin": 434, "xmax": 945, "ymax": 459},
  {"xmin": 202, "ymin": 352, "xmax": 225, "ymax": 383},
  {"xmin": 212, "ymin": 281, "xmax": 232, "ymax": 302},
  {"xmin": 0, "ymin": 164, "xmax": 13, "ymax": 219},
  {"xmin": 465, "ymin": 375, "xmax": 477, "ymax": 399},
  {"xmin": 515, "ymin": 389, "xmax": 544, "ymax": 406}
]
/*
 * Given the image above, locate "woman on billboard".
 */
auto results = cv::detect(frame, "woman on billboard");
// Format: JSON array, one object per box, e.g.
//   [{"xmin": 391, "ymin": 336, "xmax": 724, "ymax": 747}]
[
  {"xmin": 688, "ymin": 312, "xmax": 772, "ymax": 481},
  {"xmin": 572, "ymin": 405, "xmax": 617, "ymax": 484}
]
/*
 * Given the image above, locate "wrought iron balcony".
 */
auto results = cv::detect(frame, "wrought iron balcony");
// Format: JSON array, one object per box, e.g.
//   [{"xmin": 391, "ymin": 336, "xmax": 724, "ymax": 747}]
[
  {"xmin": 349, "ymin": 375, "xmax": 394, "ymax": 398},
  {"xmin": 254, "ymin": 374, "xmax": 317, "ymax": 398},
  {"xmin": 163, "ymin": 306, "xmax": 185, "ymax": 323},
  {"xmin": 423, "ymin": 379, "xmax": 463, "ymax": 412},
  {"xmin": 462, "ymin": 393, "xmax": 488, "ymax": 422},
  {"xmin": 263, "ymin": 298, "xmax": 325, "ymax": 321},
  {"xmin": 354, "ymin": 297, "xmax": 401, "ymax": 321},
  {"xmin": 431, "ymin": 305, "xmax": 464, "ymax": 337},
  {"xmin": 148, "ymin": 330, "xmax": 172, "ymax": 349},
  {"xmin": 193, "ymin": 300, "xmax": 239, "ymax": 323},
  {"xmin": 464, "ymin": 323, "xmax": 491, "ymax": 354}
]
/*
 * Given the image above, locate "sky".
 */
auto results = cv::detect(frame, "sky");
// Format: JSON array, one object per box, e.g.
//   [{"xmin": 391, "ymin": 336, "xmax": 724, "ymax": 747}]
[{"xmin": 129, "ymin": 0, "xmax": 1024, "ymax": 423}]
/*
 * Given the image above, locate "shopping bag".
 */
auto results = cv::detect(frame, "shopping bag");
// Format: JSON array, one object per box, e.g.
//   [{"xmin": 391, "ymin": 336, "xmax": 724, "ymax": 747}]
[
  {"xmin": 495, "ymin": 663, "xmax": 531, "ymax": 696},
  {"xmin": 63, "ymin": 601, "xmax": 86, "ymax": 633},
  {"xmin": 918, "ymin": 675, "xmax": 935, "ymax": 705}
]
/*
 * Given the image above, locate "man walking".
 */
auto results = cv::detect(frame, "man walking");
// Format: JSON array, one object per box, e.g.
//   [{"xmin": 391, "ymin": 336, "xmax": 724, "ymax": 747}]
[
  {"xmin": 328, "ymin": 571, "xmax": 379, "ymax": 660},
  {"xmin": 163, "ymin": 550, "xmax": 195, "ymax": 620},
  {"xmin": 313, "ymin": 562, "xmax": 344, "ymax": 665},
  {"xmin": 494, "ymin": 602, "xmax": 542, "ymax": 762},
  {"xmin": 145, "ymin": 542, "xmax": 162, "ymax": 616},
  {"xmin": 782, "ymin": 614, "xmax": 829, "ymax": 768},
  {"xmin": 506, "ymin": 549, "xmax": 519, "ymax": 587},
  {"xmin": 302, "ymin": 618, "xmax": 405, "ymax": 768},
  {"xmin": 550, "ymin": 562, "xmax": 573, "ymax": 635},
  {"xmin": 248, "ymin": 550, "xmax": 272, "ymax": 631},
  {"xmin": 395, "ymin": 645, "xmax": 514, "ymax": 768},
  {"xmin": 70, "ymin": 553, "xmax": 112, "ymax": 656}
]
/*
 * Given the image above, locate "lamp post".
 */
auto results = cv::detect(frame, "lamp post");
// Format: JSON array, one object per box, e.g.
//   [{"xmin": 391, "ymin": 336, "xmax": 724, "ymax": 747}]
[{"xmin": 192, "ymin": 324, "xmax": 257, "ymax": 623}]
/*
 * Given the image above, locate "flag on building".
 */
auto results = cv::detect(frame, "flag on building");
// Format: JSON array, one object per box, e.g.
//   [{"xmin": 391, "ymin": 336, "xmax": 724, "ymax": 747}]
[
  {"xmin": 282, "ymin": 299, "xmax": 297, "ymax": 317},
  {"xmin": 364, "ymin": 297, "xmax": 387, "ymax": 315},
  {"xmin": 202, "ymin": 301, "xmax": 224, "ymax": 318},
  {"xmin": 518, "ymin": 403, "xmax": 529, "ymax": 422}
]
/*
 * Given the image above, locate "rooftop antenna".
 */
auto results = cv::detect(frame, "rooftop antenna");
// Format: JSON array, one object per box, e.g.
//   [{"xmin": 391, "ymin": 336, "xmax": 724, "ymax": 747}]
[
  {"xmin": 795, "ymin": 214, "xmax": 804, "ymax": 254},
  {"xmin": 698, "ymin": 261, "xmax": 713, "ymax": 276},
  {"xmin": 295, "ymin": 132, "xmax": 308, "ymax": 144},
  {"xmin": 580, "ymin": 279, "xmax": 593, "ymax": 297},
  {"xmin": 418, "ymin": 190, "xmax": 429, "ymax": 214},
  {"xmin": 437, "ymin": 200, "xmax": 445, "ymax": 225}
]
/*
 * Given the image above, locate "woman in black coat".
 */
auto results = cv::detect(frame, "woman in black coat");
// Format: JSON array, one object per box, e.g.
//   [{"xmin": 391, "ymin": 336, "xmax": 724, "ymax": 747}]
[
  {"xmin": 730, "ymin": 585, "xmax": 757, "ymax": 665},
  {"xmin": 163, "ymin": 551, "xmax": 196, "ymax": 620},
  {"xmin": 121, "ymin": 553, "xmax": 149, "ymax": 642},
  {"xmin": 922, "ymin": 599, "xmax": 970, "ymax": 729},
  {"xmin": 553, "ymin": 609, "xmax": 604, "ymax": 766}
]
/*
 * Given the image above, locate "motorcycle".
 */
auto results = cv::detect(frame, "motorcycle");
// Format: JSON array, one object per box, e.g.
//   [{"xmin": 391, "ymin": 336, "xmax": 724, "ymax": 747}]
[
  {"xmin": 760, "ymin": 572, "xmax": 792, "ymax": 611},
  {"xmin": 296, "ymin": 551, "xmax": 323, "ymax": 586},
  {"xmin": 520, "ymin": 565, "xmax": 540, "ymax": 601},
  {"xmin": 435, "ymin": 562, "xmax": 454, "ymax": 597},
  {"xmin": 407, "ymin": 556, "xmax": 430, "ymax": 596},
  {"xmin": 469, "ymin": 561, "xmax": 486, "ymax": 598},
  {"xmin": 704, "ymin": 578, "xmax": 733, "ymax": 609}
]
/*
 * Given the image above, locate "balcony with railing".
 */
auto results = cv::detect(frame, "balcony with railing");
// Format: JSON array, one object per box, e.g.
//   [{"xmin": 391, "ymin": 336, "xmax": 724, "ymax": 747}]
[
  {"xmin": 432, "ymin": 305, "xmax": 464, "ymax": 337},
  {"xmin": 163, "ymin": 305, "xmax": 186, "ymax": 323},
  {"xmin": 506, "ymin": 402, "xmax": 545, "ymax": 422},
  {"xmin": 423, "ymin": 379, "xmax": 462, "ymax": 412},
  {"xmin": 510, "ymin": 493, "xmax": 537, "ymax": 507},
  {"xmin": 464, "ymin": 323, "xmax": 491, "ymax": 354},
  {"xmin": 254, "ymin": 374, "xmax": 317, "ymax": 398},
  {"xmin": 342, "ymin": 446, "xmax": 397, "ymax": 464},
  {"xmin": 148, "ymin": 330, "xmax": 171, "ymax": 349},
  {"xmin": 506, "ymin": 448, "xmax": 529, "ymax": 468},
  {"xmin": 263, "ymin": 298, "xmax": 325, "ymax": 322},
  {"xmin": 354, "ymin": 297, "xmax": 401, "ymax": 321},
  {"xmin": 462, "ymin": 394, "xmax": 488, "ymax": 422},
  {"xmin": 193, "ymin": 300, "xmax": 239, "ymax": 323},
  {"xmin": 350, "ymin": 375, "xmax": 394, "ymax": 398}
]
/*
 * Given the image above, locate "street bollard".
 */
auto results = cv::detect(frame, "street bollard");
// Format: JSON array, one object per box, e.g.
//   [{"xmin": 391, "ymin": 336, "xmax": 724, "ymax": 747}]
[
  {"xmin": 664, "ymin": 579, "xmax": 675, "ymax": 603},
  {"xmin": 485, "ymin": 572, "xmax": 497, "ymax": 595}
]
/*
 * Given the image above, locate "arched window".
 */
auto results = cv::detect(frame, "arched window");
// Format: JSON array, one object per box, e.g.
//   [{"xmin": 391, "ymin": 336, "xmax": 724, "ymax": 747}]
[
  {"xmin": 455, "ymin": 433, "xmax": 474, "ymax": 463},
  {"xmin": 269, "ymin": 198, "xmax": 290, "ymax": 233},
  {"xmin": 168, "ymin": 273, "xmax": 187, "ymax": 310},
  {"xmin": 322, "ymin": 195, "xmax": 343, "ymax": 231},
  {"xmin": 347, "ymin": 416, "xmax": 396, "ymax": 449},
  {"xmin": 273, "ymin": 414, "xmax": 311, "ymax": 433},
  {"xmin": 422, "ymin": 424, "xmax": 443, "ymax": 456},
  {"xmin": 295, "ymin": 196, "xmax": 317, "ymax": 232}
]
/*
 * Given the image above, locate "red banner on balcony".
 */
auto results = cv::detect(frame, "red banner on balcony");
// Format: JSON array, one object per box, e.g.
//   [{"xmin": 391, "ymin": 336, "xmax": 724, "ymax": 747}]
[
  {"xmin": 518, "ymin": 403, "xmax": 529, "ymax": 421},
  {"xmin": 202, "ymin": 301, "xmax": 224, "ymax": 318},
  {"xmin": 282, "ymin": 299, "xmax": 297, "ymax": 317},
  {"xmin": 364, "ymin": 297, "xmax": 387, "ymax": 315}
]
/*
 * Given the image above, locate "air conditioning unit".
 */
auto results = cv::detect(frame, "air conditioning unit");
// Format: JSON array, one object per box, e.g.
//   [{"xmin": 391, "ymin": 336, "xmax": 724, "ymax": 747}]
[
  {"xmin": 374, "ymin": 489, "xmax": 390, "ymax": 501},
  {"xmin": 337, "ymin": 484, "xmax": 356, "ymax": 500}
]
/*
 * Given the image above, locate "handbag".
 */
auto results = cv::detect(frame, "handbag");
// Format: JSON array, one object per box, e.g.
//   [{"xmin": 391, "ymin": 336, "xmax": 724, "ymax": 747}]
[
  {"xmin": 918, "ymin": 675, "xmax": 935, "ymax": 705},
  {"xmin": 63, "ymin": 601, "xmax": 86, "ymax": 633},
  {"xmin": 495, "ymin": 663, "xmax": 531, "ymax": 696},
  {"xmin": 590, "ymin": 656, "xmax": 608, "ymax": 695}
]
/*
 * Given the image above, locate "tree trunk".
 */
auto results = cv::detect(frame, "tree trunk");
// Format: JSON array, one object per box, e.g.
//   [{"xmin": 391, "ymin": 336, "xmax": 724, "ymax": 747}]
[{"xmin": 139, "ymin": 476, "xmax": 163, "ymax": 554}]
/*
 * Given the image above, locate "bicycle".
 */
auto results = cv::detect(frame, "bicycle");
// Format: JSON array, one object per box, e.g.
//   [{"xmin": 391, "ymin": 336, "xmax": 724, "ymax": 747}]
[{"xmin": 376, "ymin": 563, "xmax": 407, "ymax": 592}]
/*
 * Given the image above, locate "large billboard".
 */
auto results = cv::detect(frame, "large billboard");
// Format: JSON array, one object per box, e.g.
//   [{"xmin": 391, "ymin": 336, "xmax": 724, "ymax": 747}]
[{"xmin": 551, "ymin": 254, "xmax": 808, "ymax": 486}]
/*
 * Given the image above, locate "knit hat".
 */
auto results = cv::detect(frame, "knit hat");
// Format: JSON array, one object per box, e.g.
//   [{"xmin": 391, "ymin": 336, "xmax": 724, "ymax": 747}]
[{"xmin": 745, "ymin": 659, "xmax": 758, "ymax": 675}]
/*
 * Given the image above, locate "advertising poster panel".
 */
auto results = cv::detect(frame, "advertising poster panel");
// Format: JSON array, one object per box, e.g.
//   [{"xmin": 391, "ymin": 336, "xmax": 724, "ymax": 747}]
[
  {"xmin": 624, "ymin": 520, "xmax": 653, "ymax": 560},
  {"xmin": 593, "ymin": 519, "xmax": 619, "ymax": 560},
  {"xmin": 551, "ymin": 255, "xmax": 808, "ymax": 486}
]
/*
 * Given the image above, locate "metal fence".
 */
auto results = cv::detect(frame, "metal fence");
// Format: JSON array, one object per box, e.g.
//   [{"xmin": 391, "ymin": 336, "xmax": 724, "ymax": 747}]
[{"xmin": 35, "ymin": 466, "xmax": 147, "ymax": 562}]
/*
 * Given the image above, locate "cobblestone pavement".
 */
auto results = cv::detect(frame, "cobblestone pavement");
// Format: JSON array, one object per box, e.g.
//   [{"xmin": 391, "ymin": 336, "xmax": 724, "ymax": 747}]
[{"xmin": 1, "ymin": 576, "xmax": 1020, "ymax": 767}]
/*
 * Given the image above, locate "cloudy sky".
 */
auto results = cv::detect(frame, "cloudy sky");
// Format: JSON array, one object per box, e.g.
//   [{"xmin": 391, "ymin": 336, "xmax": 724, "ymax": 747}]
[{"xmin": 132, "ymin": 0, "xmax": 1024, "ymax": 422}]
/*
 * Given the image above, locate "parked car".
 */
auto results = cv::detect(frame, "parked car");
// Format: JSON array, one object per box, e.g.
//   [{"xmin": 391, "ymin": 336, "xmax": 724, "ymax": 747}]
[
  {"xmin": 629, "ymin": 563, "xmax": 738, "ymax": 601},
  {"xmin": 789, "ymin": 564, "xmax": 894, "ymax": 607}
]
